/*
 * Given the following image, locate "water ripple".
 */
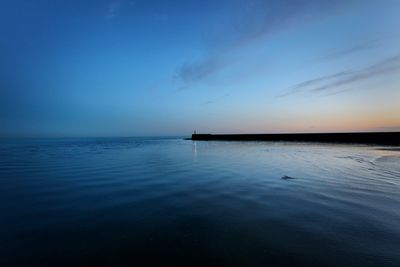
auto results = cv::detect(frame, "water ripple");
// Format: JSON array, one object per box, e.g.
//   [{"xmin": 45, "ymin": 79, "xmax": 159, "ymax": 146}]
[{"xmin": 1, "ymin": 138, "xmax": 399, "ymax": 266}]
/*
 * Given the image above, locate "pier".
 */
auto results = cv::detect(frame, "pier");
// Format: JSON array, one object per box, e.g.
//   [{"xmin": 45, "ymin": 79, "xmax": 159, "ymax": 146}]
[{"xmin": 190, "ymin": 132, "xmax": 400, "ymax": 145}]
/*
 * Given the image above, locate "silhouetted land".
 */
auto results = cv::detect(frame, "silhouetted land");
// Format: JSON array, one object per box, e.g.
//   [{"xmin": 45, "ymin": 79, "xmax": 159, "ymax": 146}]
[{"xmin": 191, "ymin": 132, "xmax": 400, "ymax": 145}]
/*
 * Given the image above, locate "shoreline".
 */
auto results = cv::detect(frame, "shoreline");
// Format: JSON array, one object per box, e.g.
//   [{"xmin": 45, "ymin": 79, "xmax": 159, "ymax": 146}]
[{"xmin": 190, "ymin": 132, "xmax": 400, "ymax": 145}]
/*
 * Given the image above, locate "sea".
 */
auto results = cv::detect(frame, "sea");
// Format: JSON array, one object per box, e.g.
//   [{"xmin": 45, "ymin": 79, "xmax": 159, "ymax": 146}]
[{"xmin": 1, "ymin": 137, "xmax": 399, "ymax": 266}]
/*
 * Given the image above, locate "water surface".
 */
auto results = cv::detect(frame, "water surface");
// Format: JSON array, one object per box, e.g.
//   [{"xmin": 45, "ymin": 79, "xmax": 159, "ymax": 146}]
[{"xmin": 1, "ymin": 138, "xmax": 400, "ymax": 266}]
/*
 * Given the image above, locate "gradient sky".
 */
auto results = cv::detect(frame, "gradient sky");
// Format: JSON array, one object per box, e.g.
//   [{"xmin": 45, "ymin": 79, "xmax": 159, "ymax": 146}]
[{"xmin": 1, "ymin": 0, "xmax": 400, "ymax": 137}]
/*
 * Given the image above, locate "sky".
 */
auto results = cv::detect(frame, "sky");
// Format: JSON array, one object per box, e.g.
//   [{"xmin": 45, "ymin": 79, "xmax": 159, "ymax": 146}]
[{"xmin": 1, "ymin": 0, "xmax": 400, "ymax": 137}]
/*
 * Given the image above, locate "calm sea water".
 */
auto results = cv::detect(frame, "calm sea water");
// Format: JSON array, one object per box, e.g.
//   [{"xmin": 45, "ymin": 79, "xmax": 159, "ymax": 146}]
[{"xmin": 1, "ymin": 138, "xmax": 400, "ymax": 266}]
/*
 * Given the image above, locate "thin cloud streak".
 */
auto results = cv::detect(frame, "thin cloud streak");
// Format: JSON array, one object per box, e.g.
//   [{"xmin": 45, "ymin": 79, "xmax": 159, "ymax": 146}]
[
  {"xmin": 201, "ymin": 93, "xmax": 230, "ymax": 105},
  {"xmin": 106, "ymin": 0, "xmax": 122, "ymax": 19},
  {"xmin": 282, "ymin": 54, "xmax": 400, "ymax": 96},
  {"xmin": 311, "ymin": 55, "xmax": 400, "ymax": 93},
  {"xmin": 318, "ymin": 39, "xmax": 381, "ymax": 61},
  {"xmin": 278, "ymin": 71, "xmax": 353, "ymax": 97},
  {"xmin": 178, "ymin": 56, "xmax": 233, "ymax": 84},
  {"xmin": 177, "ymin": 0, "xmax": 351, "ymax": 87}
]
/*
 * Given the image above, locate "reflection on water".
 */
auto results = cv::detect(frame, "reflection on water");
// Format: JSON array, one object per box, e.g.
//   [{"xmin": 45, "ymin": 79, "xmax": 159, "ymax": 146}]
[
  {"xmin": 192, "ymin": 140, "xmax": 197, "ymax": 158},
  {"xmin": 1, "ymin": 138, "xmax": 400, "ymax": 266}
]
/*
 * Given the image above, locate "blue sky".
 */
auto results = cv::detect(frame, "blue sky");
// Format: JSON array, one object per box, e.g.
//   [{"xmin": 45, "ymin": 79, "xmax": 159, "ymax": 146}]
[{"xmin": 1, "ymin": 0, "xmax": 400, "ymax": 137}]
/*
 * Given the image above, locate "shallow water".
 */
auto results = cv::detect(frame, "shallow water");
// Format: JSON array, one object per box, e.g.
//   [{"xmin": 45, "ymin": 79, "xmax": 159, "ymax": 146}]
[{"xmin": 1, "ymin": 138, "xmax": 400, "ymax": 266}]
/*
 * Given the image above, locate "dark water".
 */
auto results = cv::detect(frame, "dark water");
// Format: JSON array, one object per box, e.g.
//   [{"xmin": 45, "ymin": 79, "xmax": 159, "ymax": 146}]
[{"xmin": 1, "ymin": 138, "xmax": 400, "ymax": 266}]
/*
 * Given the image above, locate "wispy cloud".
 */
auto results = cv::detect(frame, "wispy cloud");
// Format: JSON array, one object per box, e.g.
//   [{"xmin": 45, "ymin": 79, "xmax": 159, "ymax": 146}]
[
  {"xmin": 318, "ymin": 38, "xmax": 381, "ymax": 61},
  {"xmin": 178, "ymin": 56, "xmax": 233, "ymax": 84},
  {"xmin": 311, "ymin": 55, "xmax": 400, "ymax": 93},
  {"xmin": 176, "ymin": 0, "xmax": 349, "ymax": 88},
  {"xmin": 282, "ymin": 54, "xmax": 400, "ymax": 96},
  {"xmin": 279, "ymin": 71, "xmax": 353, "ymax": 97},
  {"xmin": 106, "ymin": 0, "xmax": 122, "ymax": 19},
  {"xmin": 201, "ymin": 93, "xmax": 230, "ymax": 105}
]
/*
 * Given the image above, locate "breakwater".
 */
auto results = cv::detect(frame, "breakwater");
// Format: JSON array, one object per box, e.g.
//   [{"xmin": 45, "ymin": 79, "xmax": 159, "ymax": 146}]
[{"xmin": 191, "ymin": 132, "xmax": 400, "ymax": 145}]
